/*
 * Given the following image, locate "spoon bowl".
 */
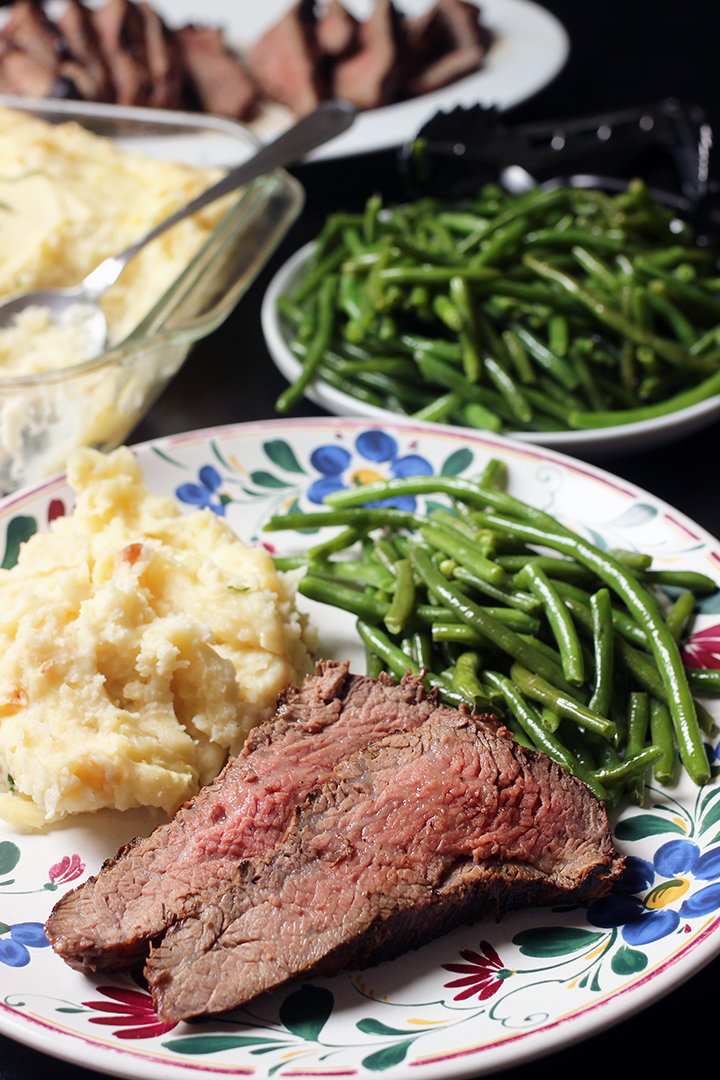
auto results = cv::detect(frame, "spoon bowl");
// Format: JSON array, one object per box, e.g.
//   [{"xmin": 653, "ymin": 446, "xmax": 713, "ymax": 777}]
[{"xmin": 0, "ymin": 99, "xmax": 357, "ymax": 357}]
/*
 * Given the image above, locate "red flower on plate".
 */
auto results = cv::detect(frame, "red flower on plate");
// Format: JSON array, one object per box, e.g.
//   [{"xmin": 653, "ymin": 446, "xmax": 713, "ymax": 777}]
[
  {"xmin": 48, "ymin": 854, "xmax": 85, "ymax": 885},
  {"xmin": 82, "ymin": 986, "xmax": 178, "ymax": 1039},
  {"xmin": 442, "ymin": 940, "xmax": 512, "ymax": 1002},
  {"xmin": 681, "ymin": 624, "xmax": 720, "ymax": 669},
  {"xmin": 47, "ymin": 499, "xmax": 65, "ymax": 524}
]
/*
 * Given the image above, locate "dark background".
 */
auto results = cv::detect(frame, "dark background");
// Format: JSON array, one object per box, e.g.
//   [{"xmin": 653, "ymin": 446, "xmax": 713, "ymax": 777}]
[{"xmin": 2, "ymin": 2, "xmax": 720, "ymax": 1077}]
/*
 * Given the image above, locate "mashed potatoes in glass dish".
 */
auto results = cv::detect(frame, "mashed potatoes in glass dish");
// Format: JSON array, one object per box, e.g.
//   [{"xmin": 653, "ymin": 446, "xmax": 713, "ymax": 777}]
[
  {"xmin": 0, "ymin": 103, "xmax": 291, "ymax": 495},
  {"xmin": 0, "ymin": 446, "xmax": 316, "ymax": 829},
  {"xmin": 0, "ymin": 106, "xmax": 227, "ymax": 349}
]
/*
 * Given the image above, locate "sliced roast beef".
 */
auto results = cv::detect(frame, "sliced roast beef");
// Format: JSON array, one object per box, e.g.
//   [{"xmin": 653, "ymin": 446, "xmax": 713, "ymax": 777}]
[
  {"xmin": 316, "ymin": 0, "xmax": 359, "ymax": 59},
  {"xmin": 247, "ymin": 0, "xmax": 325, "ymax": 117},
  {"xmin": 175, "ymin": 25, "xmax": 258, "ymax": 120},
  {"xmin": 332, "ymin": 0, "xmax": 407, "ymax": 110},
  {"xmin": 46, "ymin": 661, "xmax": 441, "ymax": 974},
  {"xmin": 405, "ymin": 0, "xmax": 491, "ymax": 97},
  {"xmin": 91, "ymin": 0, "xmax": 152, "ymax": 105},
  {"xmin": 0, "ymin": 0, "xmax": 63, "ymax": 97},
  {"xmin": 146, "ymin": 704, "xmax": 622, "ymax": 1021},
  {"xmin": 137, "ymin": 2, "xmax": 184, "ymax": 110},
  {"xmin": 56, "ymin": 0, "xmax": 114, "ymax": 102}
]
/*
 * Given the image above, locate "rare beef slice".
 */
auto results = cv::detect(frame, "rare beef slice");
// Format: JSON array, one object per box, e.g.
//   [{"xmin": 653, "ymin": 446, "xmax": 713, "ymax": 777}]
[
  {"xmin": 146, "ymin": 706, "xmax": 623, "ymax": 1021},
  {"xmin": 45, "ymin": 661, "xmax": 440, "ymax": 973}
]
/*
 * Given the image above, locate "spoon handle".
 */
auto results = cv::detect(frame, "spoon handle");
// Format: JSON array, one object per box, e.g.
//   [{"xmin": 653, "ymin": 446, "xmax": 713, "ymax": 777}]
[{"xmin": 82, "ymin": 100, "xmax": 357, "ymax": 300}]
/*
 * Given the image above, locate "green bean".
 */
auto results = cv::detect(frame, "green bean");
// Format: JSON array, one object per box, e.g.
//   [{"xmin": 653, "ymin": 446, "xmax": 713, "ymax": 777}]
[
  {"xmin": 684, "ymin": 668, "xmax": 720, "ymax": 697},
  {"xmin": 452, "ymin": 565, "xmax": 541, "ymax": 612},
  {"xmin": 650, "ymin": 700, "xmax": 677, "ymax": 785},
  {"xmin": 587, "ymin": 590, "xmax": 614, "ymax": 719},
  {"xmin": 510, "ymin": 662, "xmax": 614, "ymax": 737},
  {"xmin": 384, "ymin": 559, "xmax": 415, "ymax": 636},
  {"xmin": 265, "ymin": 507, "xmax": 426, "ymax": 533},
  {"xmin": 410, "ymin": 541, "xmax": 580, "ymax": 695},
  {"xmin": 451, "ymin": 652, "xmax": 495, "ymax": 711},
  {"xmin": 626, "ymin": 692, "xmax": 650, "ymax": 804},
  {"xmin": 483, "ymin": 671, "xmax": 609, "ymax": 802},
  {"xmin": 411, "ymin": 630, "xmax": 434, "ymax": 671},
  {"xmin": 277, "ymin": 184, "xmax": 720, "ymax": 434},
  {"xmin": 593, "ymin": 745, "xmax": 663, "ymax": 784},
  {"xmin": 666, "ymin": 590, "xmax": 696, "ymax": 641},
  {"xmin": 308, "ymin": 558, "xmax": 394, "ymax": 591},
  {"xmin": 509, "ymin": 324, "xmax": 580, "ymax": 390},
  {"xmin": 484, "ymin": 357, "xmax": 533, "ymax": 422},
  {"xmin": 421, "ymin": 521, "xmax": 506, "ymax": 585},
  {"xmin": 306, "ymin": 526, "xmax": 362, "ymax": 561},
  {"xmin": 639, "ymin": 569, "xmax": 717, "ymax": 593},
  {"xmin": 524, "ymin": 254, "xmax": 713, "ymax": 371},
  {"xmin": 298, "ymin": 575, "xmax": 390, "ymax": 621},
  {"xmin": 276, "ymin": 274, "xmax": 338, "ymax": 414},
  {"xmin": 357, "ymin": 620, "xmax": 465, "ymax": 705},
  {"xmin": 516, "ymin": 563, "xmax": 585, "ymax": 685},
  {"xmin": 413, "ymin": 391, "xmax": 464, "ymax": 422},
  {"xmin": 460, "ymin": 402, "xmax": 503, "ymax": 432},
  {"xmin": 464, "ymin": 508, "xmax": 710, "ymax": 784}
]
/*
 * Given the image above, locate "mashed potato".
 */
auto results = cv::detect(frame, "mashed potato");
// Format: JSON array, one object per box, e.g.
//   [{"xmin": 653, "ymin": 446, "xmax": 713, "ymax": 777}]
[
  {"xmin": 0, "ymin": 107, "xmax": 239, "ymax": 494},
  {"xmin": 0, "ymin": 106, "xmax": 227, "ymax": 349},
  {"xmin": 0, "ymin": 446, "xmax": 316, "ymax": 829}
]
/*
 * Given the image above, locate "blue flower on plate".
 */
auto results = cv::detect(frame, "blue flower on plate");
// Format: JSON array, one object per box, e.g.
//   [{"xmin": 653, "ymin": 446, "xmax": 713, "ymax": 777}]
[
  {"xmin": 307, "ymin": 430, "xmax": 433, "ymax": 508},
  {"xmin": 587, "ymin": 839, "xmax": 720, "ymax": 945},
  {"xmin": 0, "ymin": 921, "xmax": 50, "ymax": 967},
  {"xmin": 176, "ymin": 465, "xmax": 227, "ymax": 516}
]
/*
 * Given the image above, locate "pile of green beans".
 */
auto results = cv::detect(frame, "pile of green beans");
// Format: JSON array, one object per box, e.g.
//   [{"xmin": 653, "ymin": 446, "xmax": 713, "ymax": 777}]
[
  {"xmin": 264, "ymin": 460, "xmax": 718, "ymax": 806},
  {"xmin": 275, "ymin": 181, "xmax": 720, "ymax": 431}
]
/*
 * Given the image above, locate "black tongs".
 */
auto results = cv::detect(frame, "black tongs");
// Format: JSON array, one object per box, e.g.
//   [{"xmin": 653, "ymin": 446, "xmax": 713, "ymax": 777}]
[{"xmin": 399, "ymin": 98, "xmax": 717, "ymax": 230}]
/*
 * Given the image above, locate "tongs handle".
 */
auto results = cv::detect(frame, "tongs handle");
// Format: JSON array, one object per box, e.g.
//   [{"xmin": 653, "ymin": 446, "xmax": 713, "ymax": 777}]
[{"xmin": 401, "ymin": 98, "xmax": 716, "ymax": 224}]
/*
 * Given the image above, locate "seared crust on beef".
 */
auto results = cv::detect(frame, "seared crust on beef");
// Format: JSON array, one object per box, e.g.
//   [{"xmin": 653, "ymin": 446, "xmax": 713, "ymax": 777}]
[
  {"xmin": 146, "ymin": 706, "xmax": 622, "ymax": 1021},
  {"xmin": 45, "ymin": 661, "xmax": 441, "ymax": 973}
]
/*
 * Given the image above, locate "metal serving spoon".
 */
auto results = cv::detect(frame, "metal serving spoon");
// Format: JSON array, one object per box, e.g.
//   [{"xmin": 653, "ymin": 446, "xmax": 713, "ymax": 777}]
[{"xmin": 0, "ymin": 99, "xmax": 357, "ymax": 355}]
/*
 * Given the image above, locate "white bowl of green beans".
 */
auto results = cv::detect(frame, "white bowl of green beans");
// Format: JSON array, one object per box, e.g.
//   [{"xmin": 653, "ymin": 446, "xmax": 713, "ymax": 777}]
[{"xmin": 262, "ymin": 180, "xmax": 720, "ymax": 458}]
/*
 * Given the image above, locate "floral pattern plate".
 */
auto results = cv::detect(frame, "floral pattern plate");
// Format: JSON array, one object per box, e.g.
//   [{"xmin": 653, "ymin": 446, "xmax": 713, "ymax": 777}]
[{"xmin": 0, "ymin": 416, "xmax": 719, "ymax": 1080}]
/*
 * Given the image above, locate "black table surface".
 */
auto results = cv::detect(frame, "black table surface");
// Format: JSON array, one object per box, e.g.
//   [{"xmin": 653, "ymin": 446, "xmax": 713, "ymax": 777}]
[{"xmin": 3, "ymin": 2, "xmax": 720, "ymax": 1077}]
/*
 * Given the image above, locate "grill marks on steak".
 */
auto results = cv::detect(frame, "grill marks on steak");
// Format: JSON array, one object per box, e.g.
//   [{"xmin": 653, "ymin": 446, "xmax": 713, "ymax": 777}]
[
  {"xmin": 146, "ymin": 707, "xmax": 623, "ymax": 1021},
  {"xmin": 45, "ymin": 661, "xmax": 440, "ymax": 974}
]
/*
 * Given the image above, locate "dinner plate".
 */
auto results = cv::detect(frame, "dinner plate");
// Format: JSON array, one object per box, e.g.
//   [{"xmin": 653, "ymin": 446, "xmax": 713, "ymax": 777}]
[
  {"xmin": 1, "ymin": 416, "xmax": 719, "ymax": 1080},
  {"xmin": 146, "ymin": 0, "xmax": 570, "ymax": 159},
  {"xmin": 262, "ymin": 243, "xmax": 720, "ymax": 459}
]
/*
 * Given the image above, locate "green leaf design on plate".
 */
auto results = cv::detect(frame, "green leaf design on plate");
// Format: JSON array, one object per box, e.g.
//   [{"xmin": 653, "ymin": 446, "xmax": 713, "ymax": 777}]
[
  {"xmin": 697, "ymin": 593, "xmax": 720, "ymax": 614},
  {"xmin": 513, "ymin": 926, "xmax": 605, "ymax": 957},
  {"xmin": 607, "ymin": 504, "xmax": 658, "ymax": 529},
  {"xmin": 162, "ymin": 1035, "xmax": 287, "ymax": 1055},
  {"xmin": 0, "ymin": 841, "xmax": 20, "ymax": 876},
  {"xmin": 0, "ymin": 921, "xmax": 9, "ymax": 935},
  {"xmin": 279, "ymin": 984, "xmax": 334, "ymax": 1041},
  {"xmin": 614, "ymin": 814, "xmax": 687, "ymax": 841},
  {"xmin": 357, "ymin": 1019, "xmax": 413, "ymax": 1036},
  {"xmin": 250, "ymin": 471, "xmax": 294, "ymax": 489},
  {"xmin": 699, "ymin": 796, "xmax": 720, "ymax": 835},
  {"xmin": 440, "ymin": 448, "xmax": 473, "ymax": 476},
  {"xmin": 264, "ymin": 439, "xmax": 306, "ymax": 475},
  {"xmin": 362, "ymin": 1038, "xmax": 416, "ymax": 1071},
  {"xmin": 425, "ymin": 500, "xmax": 453, "ymax": 517},
  {"xmin": 611, "ymin": 945, "xmax": 648, "ymax": 976},
  {"xmin": 2, "ymin": 516, "xmax": 36, "ymax": 569}
]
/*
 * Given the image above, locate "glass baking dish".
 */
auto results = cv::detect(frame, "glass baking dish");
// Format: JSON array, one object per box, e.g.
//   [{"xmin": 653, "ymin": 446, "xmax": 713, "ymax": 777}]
[{"xmin": 0, "ymin": 95, "xmax": 304, "ymax": 494}]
